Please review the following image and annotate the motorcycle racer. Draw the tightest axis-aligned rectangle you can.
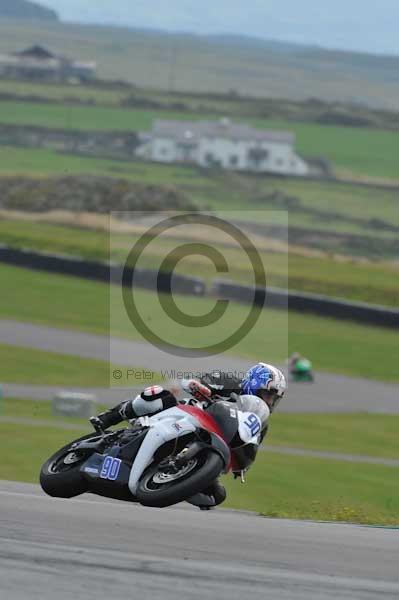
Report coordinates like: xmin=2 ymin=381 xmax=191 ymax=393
xmin=90 ymin=363 xmax=286 ymax=509
xmin=288 ymin=352 xmax=314 ymax=382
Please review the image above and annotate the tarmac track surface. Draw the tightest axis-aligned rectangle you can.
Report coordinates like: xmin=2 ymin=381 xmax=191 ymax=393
xmin=1 ymin=481 xmax=399 ymax=600
xmin=1 ymin=319 xmax=399 ymax=413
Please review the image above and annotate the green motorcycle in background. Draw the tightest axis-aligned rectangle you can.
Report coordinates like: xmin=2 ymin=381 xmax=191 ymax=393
xmin=289 ymin=356 xmax=314 ymax=382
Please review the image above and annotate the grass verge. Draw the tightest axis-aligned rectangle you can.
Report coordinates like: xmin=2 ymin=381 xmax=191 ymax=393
xmin=0 ymin=343 xmax=110 ymax=387
xmin=270 ymin=413 xmax=399 ymax=459
xmin=222 ymin=451 xmax=399 ymax=525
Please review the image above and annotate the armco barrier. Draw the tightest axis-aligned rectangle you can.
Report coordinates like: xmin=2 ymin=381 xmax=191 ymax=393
xmin=111 ymin=263 xmax=206 ymax=295
xmin=0 ymin=245 xmax=206 ymax=296
xmin=0 ymin=244 xmax=109 ymax=282
xmin=211 ymin=280 xmax=399 ymax=329
xmin=209 ymin=279 xmax=271 ymax=309
xmin=286 ymin=289 xmax=399 ymax=328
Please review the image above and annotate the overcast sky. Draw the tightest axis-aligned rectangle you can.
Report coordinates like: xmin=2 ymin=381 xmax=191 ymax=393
xmin=41 ymin=0 xmax=399 ymax=55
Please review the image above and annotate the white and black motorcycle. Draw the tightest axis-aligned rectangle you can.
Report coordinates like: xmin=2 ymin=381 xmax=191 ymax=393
xmin=40 ymin=395 xmax=266 ymax=508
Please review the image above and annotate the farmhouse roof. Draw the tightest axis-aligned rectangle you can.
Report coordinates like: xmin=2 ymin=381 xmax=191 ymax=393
xmin=151 ymin=119 xmax=295 ymax=144
xmin=15 ymin=45 xmax=56 ymax=60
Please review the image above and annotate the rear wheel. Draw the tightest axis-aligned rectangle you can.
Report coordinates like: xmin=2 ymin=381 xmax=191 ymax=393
xmin=136 ymin=450 xmax=224 ymax=508
xmin=40 ymin=433 xmax=101 ymax=498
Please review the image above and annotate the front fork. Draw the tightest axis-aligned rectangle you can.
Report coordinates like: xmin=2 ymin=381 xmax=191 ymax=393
xmin=127 ymin=417 xmax=198 ymax=495
xmin=128 ymin=426 xmax=231 ymax=495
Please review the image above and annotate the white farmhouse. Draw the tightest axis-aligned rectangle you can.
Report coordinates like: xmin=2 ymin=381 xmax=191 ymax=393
xmin=136 ymin=118 xmax=309 ymax=176
xmin=0 ymin=45 xmax=96 ymax=82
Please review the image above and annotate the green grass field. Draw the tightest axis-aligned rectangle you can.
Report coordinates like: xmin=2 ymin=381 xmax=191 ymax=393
xmin=0 ymin=78 xmax=250 ymax=121
xmin=0 ymin=145 xmax=203 ymax=184
xmin=270 ymin=413 xmax=399 ymax=459
xmin=0 ymin=343 xmax=109 ymax=386
xmin=1 ymin=99 xmax=399 ymax=178
xmin=0 ymin=263 xmax=397 ymax=382
xmin=1 ymin=143 xmax=399 ymax=263
xmin=0 ymin=343 xmax=157 ymax=387
xmin=253 ymin=118 xmax=399 ymax=180
xmin=1 ymin=144 xmax=398 ymax=241
xmin=0 ymin=78 xmax=268 ymax=115
xmin=1 ymin=217 xmax=397 ymax=306
xmin=0 ymin=100 xmax=201 ymax=131
xmin=223 ymin=452 xmax=399 ymax=524
xmin=0 ymin=78 xmax=127 ymax=105
xmin=1 ymin=411 xmax=397 ymax=525
xmin=268 ymin=178 xmax=399 ymax=227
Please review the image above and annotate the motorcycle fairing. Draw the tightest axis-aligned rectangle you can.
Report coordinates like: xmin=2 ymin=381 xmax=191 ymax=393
xmin=79 ymin=428 xmax=148 ymax=500
xmin=128 ymin=407 xmax=198 ymax=495
xmin=77 ymin=403 xmax=239 ymax=500
xmin=80 ymin=452 xmax=135 ymax=501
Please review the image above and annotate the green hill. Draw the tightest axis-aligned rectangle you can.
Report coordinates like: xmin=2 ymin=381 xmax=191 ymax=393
xmin=0 ymin=21 xmax=398 ymax=108
xmin=0 ymin=0 xmax=58 ymax=21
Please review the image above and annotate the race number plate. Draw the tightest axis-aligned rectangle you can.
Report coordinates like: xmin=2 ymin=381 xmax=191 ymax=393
xmin=100 ymin=456 xmax=122 ymax=481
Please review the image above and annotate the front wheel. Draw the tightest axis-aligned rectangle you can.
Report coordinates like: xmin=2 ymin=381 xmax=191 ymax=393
xmin=40 ymin=433 xmax=101 ymax=498
xmin=136 ymin=451 xmax=224 ymax=508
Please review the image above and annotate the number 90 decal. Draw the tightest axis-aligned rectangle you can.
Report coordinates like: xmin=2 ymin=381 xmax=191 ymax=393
xmin=244 ymin=413 xmax=261 ymax=436
xmin=100 ymin=456 xmax=122 ymax=481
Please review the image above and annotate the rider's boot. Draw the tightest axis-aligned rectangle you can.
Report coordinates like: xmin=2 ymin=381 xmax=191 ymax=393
xmin=90 ymin=400 xmax=134 ymax=431
xmin=186 ymin=479 xmax=227 ymax=511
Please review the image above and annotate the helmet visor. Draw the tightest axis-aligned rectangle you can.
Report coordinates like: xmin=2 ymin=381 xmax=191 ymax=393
xmin=259 ymin=389 xmax=281 ymax=412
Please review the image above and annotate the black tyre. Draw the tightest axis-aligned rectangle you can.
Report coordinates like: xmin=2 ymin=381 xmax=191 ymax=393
xmin=40 ymin=433 xmax=101 ymax=498
xmin=136 ymin=450 xmax=224 ymax=508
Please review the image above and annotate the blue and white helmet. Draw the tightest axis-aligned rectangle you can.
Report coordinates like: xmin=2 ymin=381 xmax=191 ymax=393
xmin=241 ymin=363 xmax=286 ymax=411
